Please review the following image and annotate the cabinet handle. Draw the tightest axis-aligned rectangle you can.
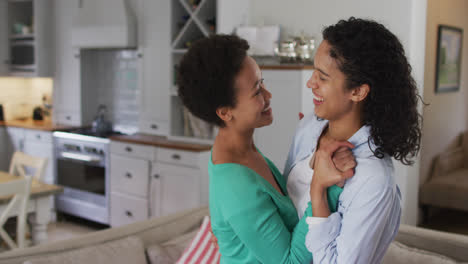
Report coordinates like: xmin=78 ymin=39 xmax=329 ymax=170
xmin=125 ymin=146 xmax=132 ymax=152
xmin=66 ymin=116 xmax=71 ymax=120
xmin=137 ymin=53 xmax=143 ymax=58
xmin=171 ymin=154 xmax=181 ymax=160
xmin=125 ymin=210 xmax=133 ymax=217
xmin=153 ymin=174 xmax=160 ymax=179
xmin=36 ymin=134 xmax=41 ymax=139
xmin=125 ymin=172 xmax=132 ymax=179
xmin=150 ymin=124 xmax=158 ymax=130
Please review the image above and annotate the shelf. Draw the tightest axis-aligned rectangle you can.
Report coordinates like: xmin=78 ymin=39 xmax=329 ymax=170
xmin=9 ymin=33 xmax=34 ymax=40
xmin=170 ymin=95 xmax=215 ymax=142
xmin=171 ymin=0 xmax=191 ymax=43
xmin=172 ymin=49 xmax=188 ymax=54
xmin=172 ymin=20 xmax=205 ymax=49
xmin=193 ymin=0 xmax=216 ymax=35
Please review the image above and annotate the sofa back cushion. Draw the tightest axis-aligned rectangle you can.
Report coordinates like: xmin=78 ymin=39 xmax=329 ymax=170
xmin=23 ymin=236 xmax=147 ymax=264
xmin=383 ymin=241 xmax=462 ymax=264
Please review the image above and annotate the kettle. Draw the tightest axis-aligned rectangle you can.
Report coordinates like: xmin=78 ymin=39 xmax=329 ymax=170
xmin=91 ymin=105 xmax=112 ymax=136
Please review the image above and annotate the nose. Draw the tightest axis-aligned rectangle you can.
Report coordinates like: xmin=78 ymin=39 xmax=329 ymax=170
xmin=307 ymin=72 xmax=318 ymax=90
xmin=261 ymin=83 xmax=272 ymax=101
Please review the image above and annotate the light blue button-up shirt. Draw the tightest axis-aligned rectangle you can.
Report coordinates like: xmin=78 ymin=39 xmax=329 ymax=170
xmin=284 ymin=113 xmax=401 ymax=264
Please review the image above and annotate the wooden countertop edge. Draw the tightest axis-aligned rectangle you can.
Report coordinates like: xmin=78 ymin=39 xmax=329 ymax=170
xmin=0 ymin=120 xmax=77 ymax=131
xmin=110 ymin=134 xmax=212 ymax=152
xmin=259 ymin=65 xmax=315 ymax=70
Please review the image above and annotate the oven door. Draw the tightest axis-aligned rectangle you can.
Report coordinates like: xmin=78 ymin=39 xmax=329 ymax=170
xmin=55 ymin=151 xmax=109 ymax=224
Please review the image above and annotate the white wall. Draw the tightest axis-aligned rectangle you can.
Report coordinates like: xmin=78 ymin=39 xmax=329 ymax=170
xmin=249 ymin=0 xmax=427 ymax=225
xmin=420 ymin=0 xmax=468 ymax=201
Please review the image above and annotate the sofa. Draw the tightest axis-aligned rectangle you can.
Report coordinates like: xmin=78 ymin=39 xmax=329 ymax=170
xmin=420 ymin=131 xmax=468 ymax=220
xmin=1 ymin=206 xmax=468 ymax=264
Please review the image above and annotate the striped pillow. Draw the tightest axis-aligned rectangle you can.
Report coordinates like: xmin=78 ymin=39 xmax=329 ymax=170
xmin=176 ymin=216 xmax=220 ymax=264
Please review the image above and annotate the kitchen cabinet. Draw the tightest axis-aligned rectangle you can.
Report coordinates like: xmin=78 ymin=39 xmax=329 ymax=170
xmin=22 ymin=129 xmax=54 ymax=184
xmin=5 ymin=127 xmax=55 ymax=184
xmin=137 ymin=0 xmax=171 ymax=136
xmin=52 ymin=0 xmax=81 ymax=125
xmin=254 ymin=69 xmax=314 ymax=173
xmin=109 ymin=141 xmax=153 ymax=227
xmin=152 ymin=163 xmax=203 ymax=217
xmin=109 ymin=140 xmax=209 ymax=227
xmin=167 ymin=0 xmax=249 ymax=143
xmin=1 ymin=0 xmax=53 ymax=77
xmin=0 ymin=127 xmax=8 ymax=171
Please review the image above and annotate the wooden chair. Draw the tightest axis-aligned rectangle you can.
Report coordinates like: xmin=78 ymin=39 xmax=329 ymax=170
xmin=0 ymin=176 xmax=32 ymax=249
xmin=8 ymin=152 xmax=48 ymax=181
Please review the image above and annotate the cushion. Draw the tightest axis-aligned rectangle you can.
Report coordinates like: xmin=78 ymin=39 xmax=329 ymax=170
xmin=382 ymin=241 xmax=460 ymax=264
xmin=146 ymin=229 xmax=198 ymax=264
xmin=23 ymin=236 xmax=147 ymax=264
xmin=175 ymin=216 xmax=220 ymax=264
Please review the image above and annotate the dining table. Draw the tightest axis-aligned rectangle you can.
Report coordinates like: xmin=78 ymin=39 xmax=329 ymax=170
xmin=0 ymin=171 xmax=63 ymax=245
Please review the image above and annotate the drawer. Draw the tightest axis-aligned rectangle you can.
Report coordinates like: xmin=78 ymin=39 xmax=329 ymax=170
xmin=139 ymin=119 xmax=169 ymax=136
xmin=110 ymin=154 xmax=150 ymax=197
xmin=24 ymin=129 xmax=52 ymax=143
xmin=55 ymin=113 xmax=81 ymax=126
xmin=158 ymin=148 xmax=199 ymax=168
xmin=110 ymin=192 xmax=148 ymax=227
xmin=110 ymin=141 xmax=154 ymax=160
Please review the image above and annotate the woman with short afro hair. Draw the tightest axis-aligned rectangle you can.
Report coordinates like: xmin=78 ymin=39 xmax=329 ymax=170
xmin=178 ymin=34 xmax=354 ymax=263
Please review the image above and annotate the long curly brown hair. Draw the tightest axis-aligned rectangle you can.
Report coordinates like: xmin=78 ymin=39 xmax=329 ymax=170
xmin=323 ymin=17 xmax=423 ymax=165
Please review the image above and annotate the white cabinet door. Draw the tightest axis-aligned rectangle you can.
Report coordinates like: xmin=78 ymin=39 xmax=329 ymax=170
xmin=149 ymin=165 xmax=161 ymax=218
xmin=137 ymin=0 xmax=171 ymax=136
xmin=6 ymin=127 xmax=24 ymax=157
xmin=53 ymin=0 xmax=81 ymax=125
xmin=23 ymin=139 xmax=54 ymax=184
xmin=158 ymin=163 xmax=201 ymax=217
xmin=0 ymin=127 xmax=8 ymax=170
xmin=0 ymin=0 xmax=8 ymax=75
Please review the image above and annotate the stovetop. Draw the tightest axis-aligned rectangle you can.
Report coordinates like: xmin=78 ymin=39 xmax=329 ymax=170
xmin=65 ymin=127 xmax=125 ymax=139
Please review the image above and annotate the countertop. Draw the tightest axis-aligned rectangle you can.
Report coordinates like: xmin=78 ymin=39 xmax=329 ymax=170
xmin=0 ymin=118 xmax=77 ymax=131
xmin=110 ymin=133 xmax=212 ymax=152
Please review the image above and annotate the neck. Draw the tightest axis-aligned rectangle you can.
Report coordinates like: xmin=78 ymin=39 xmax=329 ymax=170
xmin=215 ymin=126 xmax=255 ymax=155
xmin=326 ymin=109 xmax=363 ymax=141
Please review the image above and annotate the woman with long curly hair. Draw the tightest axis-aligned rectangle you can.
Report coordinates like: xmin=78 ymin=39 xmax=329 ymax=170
xmin=178 ymin=34 xmax=355 ymax=263
xmin=285 ymin=17 xmax=422 ymax=263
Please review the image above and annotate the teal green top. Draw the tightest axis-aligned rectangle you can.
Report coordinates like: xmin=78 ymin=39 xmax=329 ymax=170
xmin=209 ymin=150 xmax=343 ymax=264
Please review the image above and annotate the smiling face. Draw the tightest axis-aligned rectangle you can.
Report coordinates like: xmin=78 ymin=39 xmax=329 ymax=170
xmin=307 ymin=41 xmax=355 ymax=122
xmin=227 ymin=56 xmax=273 ymax=130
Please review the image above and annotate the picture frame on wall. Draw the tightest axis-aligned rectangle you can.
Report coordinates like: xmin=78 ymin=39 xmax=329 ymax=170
xmin=435 ymin=25 xmax=463 ymax=93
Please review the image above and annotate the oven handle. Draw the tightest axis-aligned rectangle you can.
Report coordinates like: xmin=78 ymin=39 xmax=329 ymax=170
xmin=60 ymin=152 xmax=102 ymax=163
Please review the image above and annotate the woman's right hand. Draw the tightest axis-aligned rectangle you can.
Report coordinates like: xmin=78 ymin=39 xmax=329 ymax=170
xmin=312 ymin=140 xmax=355 ymax=191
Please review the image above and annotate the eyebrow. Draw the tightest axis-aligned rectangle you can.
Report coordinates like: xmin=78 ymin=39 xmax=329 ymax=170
xmin=315 ymin=67 xmax=330 ymax=77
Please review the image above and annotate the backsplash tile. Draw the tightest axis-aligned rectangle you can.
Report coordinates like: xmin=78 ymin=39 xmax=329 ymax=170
xmin=0 ymin=77 xmax=53 ymax=120
xmin=80 ymin=49 xmax=139 ymax=132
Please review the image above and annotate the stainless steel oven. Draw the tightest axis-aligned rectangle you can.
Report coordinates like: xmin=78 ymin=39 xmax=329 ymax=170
xmin=53 ymin=131 xmax=110 ymax=225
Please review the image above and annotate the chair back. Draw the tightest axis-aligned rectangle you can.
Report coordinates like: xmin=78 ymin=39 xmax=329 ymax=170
xmin=8 ymin=152 xmax=48 ymax=181
xmin=0 ymin=176 xmax=32 ymax=249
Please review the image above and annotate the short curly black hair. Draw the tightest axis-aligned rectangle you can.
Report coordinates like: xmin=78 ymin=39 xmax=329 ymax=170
xmin=323 ymin=17 xmax=422 ymax=165
xmin=177 ymin=34 xmax=250 ymax=127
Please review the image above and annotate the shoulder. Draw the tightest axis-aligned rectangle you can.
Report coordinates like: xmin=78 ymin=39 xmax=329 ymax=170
xmin=342 ymin=155 xmax=395 ymax=203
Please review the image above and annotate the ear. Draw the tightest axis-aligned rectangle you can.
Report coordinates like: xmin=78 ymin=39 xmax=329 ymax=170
xmin=350 ymin=84 xmax=370 ymax=103
xmin=216 ymin=106 xmax=232 ymax=123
